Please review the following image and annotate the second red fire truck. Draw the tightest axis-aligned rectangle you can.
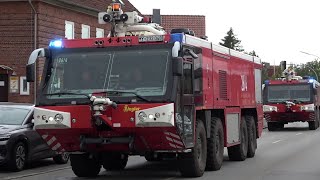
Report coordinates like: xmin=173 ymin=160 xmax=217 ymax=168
xmin=26 ymin=1 xmax=263 ymax=177
xmin=263 ymin=66 xmax=320 ymax=131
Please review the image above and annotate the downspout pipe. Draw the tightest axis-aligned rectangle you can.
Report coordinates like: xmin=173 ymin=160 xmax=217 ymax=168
xmin=28 ymin=0 xmax=37 ymax=104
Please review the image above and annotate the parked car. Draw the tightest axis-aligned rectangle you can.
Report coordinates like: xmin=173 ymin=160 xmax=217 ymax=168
xmin=0 ymin=103 xmax=69 ymax=171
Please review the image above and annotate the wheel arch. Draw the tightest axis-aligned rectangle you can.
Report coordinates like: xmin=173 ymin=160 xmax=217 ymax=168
xmin=10 ymin=135 xmax=30 ymax=161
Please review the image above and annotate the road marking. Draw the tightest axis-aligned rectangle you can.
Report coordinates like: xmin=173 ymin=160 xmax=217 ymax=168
xmin=296 ymin=133 xmax=303 ymax=135
xmin=4 ymin=166 xmax=71 ymax=180
xmin=272 ymin=140 xmax=282 ymax=144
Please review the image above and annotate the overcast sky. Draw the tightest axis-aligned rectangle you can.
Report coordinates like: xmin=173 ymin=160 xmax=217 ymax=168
xmin=129 ymin=0 xmax=320 ymax=65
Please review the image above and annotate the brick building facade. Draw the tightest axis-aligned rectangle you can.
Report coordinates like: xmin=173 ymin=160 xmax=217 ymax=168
xmin=158 ymin=15 xmax=206 ymax=38
xmin=0 ymin=0 xmax=206 ymax=103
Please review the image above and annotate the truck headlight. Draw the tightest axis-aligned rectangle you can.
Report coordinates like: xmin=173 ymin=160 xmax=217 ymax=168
xmin=301 ymin=104 xmax=314 ymax=112
xmin=138 ymin=111 xmax=147 ymax=122
xmin=48 ymin=116 xmax=54 ymax=121
xmin=54 ymin=114 xmax=64 ymax=123
xmin=155 ymin=113 xmax=161 ymax=118
xmin=263 ymin=105 xmax=277 ymax=112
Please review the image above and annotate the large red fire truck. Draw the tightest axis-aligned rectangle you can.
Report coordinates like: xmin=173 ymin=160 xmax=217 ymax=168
xmin=263 ymin=67 xmax=320 ymax=131
xmin=26 ymin=1 xmax=263 ymax=177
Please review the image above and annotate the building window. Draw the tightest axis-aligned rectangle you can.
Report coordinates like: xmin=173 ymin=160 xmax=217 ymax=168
xmin=82 ymin=24 xmax=90 ymax=39
xmin=65 ymin=21 xmax=74 ymax=39
xmin=20 ymin=76 xmax=30 ymax=95
xmin=96 ymin=28 xmax=104 ymax=38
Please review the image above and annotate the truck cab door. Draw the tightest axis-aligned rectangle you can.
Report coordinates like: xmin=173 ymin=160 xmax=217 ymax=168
xmin=177 ymin=60 xmax=195 ymax=148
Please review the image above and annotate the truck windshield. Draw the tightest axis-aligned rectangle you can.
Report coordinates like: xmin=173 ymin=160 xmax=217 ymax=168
xmin=266 ymin=84 xmax=312 ymax=103
xmin=44 ymin=47 xmax=170 ymax=100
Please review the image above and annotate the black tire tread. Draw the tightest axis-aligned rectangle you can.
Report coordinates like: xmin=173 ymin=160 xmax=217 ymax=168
xmin=206 ymin=117 xmax=224 ymax=171
xmin=309 ymin=121 xmax=316 ymax=130
xmin=227 ymin=117 xmax=248 ymax=161
xmin=179 ymin=120 xmax=207 ymax=177
xmin=70 ymin=154 xmax=101 ymax=177
xmin=267 ymin=122 xmax=277 ymax=131
xmin=246 ymin=115 xmax=257 ymax=158
xmin=9 ymin=142 xmax=27 ymax=172
xmin=53 ymin=153 xmax=69 ymax=164
xmin=103 ymin=154 xmax=128 ymax=171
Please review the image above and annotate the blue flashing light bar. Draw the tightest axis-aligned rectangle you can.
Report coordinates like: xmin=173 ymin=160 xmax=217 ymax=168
xmin=49 ymin=40 xmax=63 ymax=48
xmin=170 ymin=33 xmax=185 ymax=43
xmin=309 ymin=79 xmax=314 ymax=83
xmin=264 ymin=80 xmax=270 ymax=84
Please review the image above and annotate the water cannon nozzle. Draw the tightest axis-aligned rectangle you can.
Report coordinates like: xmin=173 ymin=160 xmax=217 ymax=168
xmin=103 ymin=14 xmax=112 ymax=23
xmin=120 ymin=14 xmax=129 ymax=22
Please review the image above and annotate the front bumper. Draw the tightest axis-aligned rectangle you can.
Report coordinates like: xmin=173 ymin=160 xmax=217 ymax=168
xmin=37 ymin=127 xmax=185 ymax=153
xmin=34 ymin=103 xmax=184 ymax=153
xmin=264 ymin=112 xmax=316 ymax=123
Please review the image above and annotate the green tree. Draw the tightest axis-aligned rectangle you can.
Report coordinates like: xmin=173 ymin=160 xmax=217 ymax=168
xmin=270 ymin=66 xmax=282 ymax=80
xmin=219 ymin=27 xmax=244 ymax=52
xmin=261 ymin=62 xmax=283 ymax=83
xmin=294 ymin=59 xmax=320 ymax=80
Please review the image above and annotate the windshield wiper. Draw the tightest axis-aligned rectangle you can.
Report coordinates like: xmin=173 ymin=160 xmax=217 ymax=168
xmin=106 ymin=90 xmax=151 ymax=102
xmin=292 ymin=99 xmax=305 ymax=104
xmin=44 ymin=92 xmax=90 ymax=98
xmin=279 ymin=99 xmax=303 ymax=104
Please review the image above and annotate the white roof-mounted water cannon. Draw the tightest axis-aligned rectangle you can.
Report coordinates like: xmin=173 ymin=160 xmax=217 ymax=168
xmin=281 ymin=67 xmax=302 ymax=80
xmin=98 ymin=0 xmax=166 ymax=37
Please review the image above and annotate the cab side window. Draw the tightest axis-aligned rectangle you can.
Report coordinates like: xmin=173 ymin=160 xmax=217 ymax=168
xmin=183 ymin=63 xmax=193 ymax=94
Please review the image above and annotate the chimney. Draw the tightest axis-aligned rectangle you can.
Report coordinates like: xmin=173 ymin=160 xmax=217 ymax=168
xmin=152 ymin=9 xmax=161 ymax=25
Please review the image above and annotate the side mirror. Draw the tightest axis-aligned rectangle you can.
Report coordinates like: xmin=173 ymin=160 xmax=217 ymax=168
xmin=185 ymin=49 xmax=198 ymax=59
xmin=26 ymin=48 xmax=47 ymax=82
xmin=26 ymin=64 xmax=35 ymax=82
xmin=27 ymin=119 xmax=34 ymax=128
xmin=172 ymin=57 xmax=183 ymax=76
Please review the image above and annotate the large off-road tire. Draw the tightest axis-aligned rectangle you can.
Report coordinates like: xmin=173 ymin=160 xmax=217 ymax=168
xmin=309 ymin=121 xmax=317 ymax=130
xmin=102 ymin=153 xmax=128 ymax=171
xmin=228 ymin=117 xmax=248 ymax=161
xmin=179 ymin=120 xmax=207 ymax=177
xmin=206 ymin=117 xmax=224 ymax=171
xmin=53 ymin=152 xmax=69 ymax=164
xmin=315 ymin=109 xmax=320 ymax=129
xmin=267 ymin=122 xmax=283 ymax=131
xmin=9 ymin=142 xmax=27 ymax=171
xmin=267 ymin=122 xmax=276 ymax=131
xmin=70 ymin=154 xmax=101 ymax=177
xmin=246 ymin=116 xmax=257 ymax=158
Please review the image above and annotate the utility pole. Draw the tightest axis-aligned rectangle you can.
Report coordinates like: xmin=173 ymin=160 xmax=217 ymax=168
xmin=273 ymin=60 xmax=276 ymax=76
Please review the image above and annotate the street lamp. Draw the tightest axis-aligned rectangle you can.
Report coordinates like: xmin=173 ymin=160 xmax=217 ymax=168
xmin=300 ymin=51 xmax=320 ymax=60
xmin=299 ymin=51 xmax=319 ymax=81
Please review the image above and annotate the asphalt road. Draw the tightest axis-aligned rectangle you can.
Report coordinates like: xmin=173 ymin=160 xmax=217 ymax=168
xmin=1 ymin=122 xmax=320 ymax=180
